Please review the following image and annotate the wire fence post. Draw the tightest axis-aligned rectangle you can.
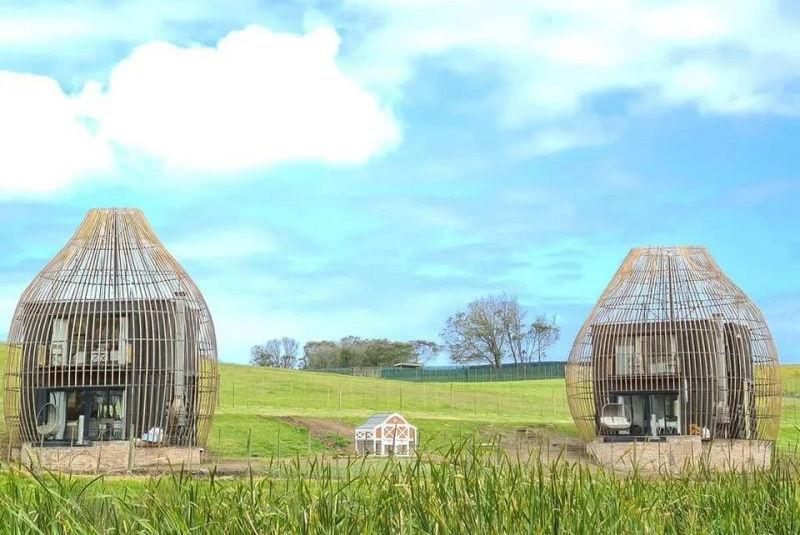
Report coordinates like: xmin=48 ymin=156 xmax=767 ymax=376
xmin=247 ymin=427 xmax=252 ymax=471
xmin=127 ymin=424 xmax=135 ymax=472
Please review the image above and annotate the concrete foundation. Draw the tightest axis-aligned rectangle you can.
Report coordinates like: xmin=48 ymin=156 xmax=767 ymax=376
xmin=587 ymin=436 xmax=773 ymax=473
xmin=19 ymin=442 xmax=204 ymax=473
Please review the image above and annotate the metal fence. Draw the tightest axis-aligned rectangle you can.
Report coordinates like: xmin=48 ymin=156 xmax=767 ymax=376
xmin=314 ymin=361 xmax=567 ymax=382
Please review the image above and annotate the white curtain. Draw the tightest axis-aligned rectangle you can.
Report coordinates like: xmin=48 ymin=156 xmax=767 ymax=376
xmin=51 ymin=319 xmax=69 ymax=365
xmin=49 ymin=391 xmax=67 ymax=440
xmin=614 ymin=339 xmax=633 ymax=375
xmin=118 ymin=316 xmax=128 ymax=364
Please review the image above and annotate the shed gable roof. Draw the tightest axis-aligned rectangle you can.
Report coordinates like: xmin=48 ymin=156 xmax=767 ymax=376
xmin=356 ymin=412 xmax=410 ymax=429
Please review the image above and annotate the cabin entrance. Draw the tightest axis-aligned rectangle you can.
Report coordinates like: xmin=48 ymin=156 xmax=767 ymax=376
xmin=34 ymin=387 xmax=126 ymax=445
xmin=606 ymin=391 xmax=681 ymax=437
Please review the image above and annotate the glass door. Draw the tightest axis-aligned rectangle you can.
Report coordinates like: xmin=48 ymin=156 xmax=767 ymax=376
xmin=613 ymin=392 xmax=680 ymax=436
xmin=87 ymin=389 xmax=126 ymax=441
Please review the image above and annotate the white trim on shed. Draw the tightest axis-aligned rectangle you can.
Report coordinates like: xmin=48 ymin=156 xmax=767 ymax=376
xmin=354 ymin=413 xmax=417 ymax=457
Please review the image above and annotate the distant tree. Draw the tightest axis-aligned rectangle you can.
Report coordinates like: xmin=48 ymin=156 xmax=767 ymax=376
xmin=410 ymin=340 xmax=440 ymax=363
xmin=441 ymin=294 xmax=559 ymax=368
xmin=279 ymin=337 xmax=299 ymax=367
xmin=301 ymin=337 xmax=438 ymax=369
xmin=529 ymin=315 xmax=560 ymax=363
xmin=340 ymin=336 xmax=367 ymax=367
xmin=250 ymin=344 xmax=273 ymax=367
xmin=441 ymin=296 xmax=507 ymax=368
xmin=363 ymin=339 xmax=414 ymax=366
xmin=302 ymin=341 xmax=339 ymax=369
xmin=251 ymin=337 xmax=299 ymax=368
xmin=498 ymin=306 xmax=560 ymax=364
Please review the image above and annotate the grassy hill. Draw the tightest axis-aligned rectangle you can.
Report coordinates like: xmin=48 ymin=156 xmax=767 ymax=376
xmin=202 ymin=362 xmax=800 ymax=457
xmin=2 ymin=343 xmax=800 ymax=459
xmin=213 ymin=362 xmax=572 ymax=457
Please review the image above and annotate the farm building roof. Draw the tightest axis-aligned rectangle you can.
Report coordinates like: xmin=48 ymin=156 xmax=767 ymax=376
xmin=356 ymin=413 xmax=411 ymax=429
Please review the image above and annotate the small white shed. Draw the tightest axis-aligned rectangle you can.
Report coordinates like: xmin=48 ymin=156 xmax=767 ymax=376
xmin=355 ymin=413 xmax=417 ymax=457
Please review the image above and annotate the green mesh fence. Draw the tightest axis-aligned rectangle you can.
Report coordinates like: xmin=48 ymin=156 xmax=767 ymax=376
xmin=315 ymin=362 xmax=566 ymax=382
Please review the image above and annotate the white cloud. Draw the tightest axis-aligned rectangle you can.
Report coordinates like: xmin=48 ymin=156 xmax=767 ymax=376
xmin=0 ymin=1 xmax=269 ymax=46
xmin=81 ymin=25 xmax=400 ymax=172
xmin=0 ymin=24 xmax=399 ymax=196
xmin=0 ymin=71 xmax=112 ymax=196
xmin=340 ymin=0 xmax=800 ymax=142
xmin=371 ymin=199 xmax=469 ymax=229
xmin=513 ymin=128 xmax=610 ymax=158
xmin=3 ymin=1 xmax=800 ymax=193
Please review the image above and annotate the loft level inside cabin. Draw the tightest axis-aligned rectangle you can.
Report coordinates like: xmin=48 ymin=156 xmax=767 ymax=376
xmin=17 ymin=298 xmax=201 ymax=369
xmin=46 ymin=314 xmax=130 ymax=366
xmin=591 ymin=318 xmax=754 ymax=379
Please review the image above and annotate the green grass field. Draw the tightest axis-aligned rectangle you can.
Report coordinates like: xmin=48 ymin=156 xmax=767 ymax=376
xmin=6 ymin=445 xmax=800 ymax=533
xmin=213 ymin=363 xmax=800 ymax=457
xmin=212 ymin=362 xmax=573 ymax=456
xmin=2 ymin=343 xmax=800 ymax=459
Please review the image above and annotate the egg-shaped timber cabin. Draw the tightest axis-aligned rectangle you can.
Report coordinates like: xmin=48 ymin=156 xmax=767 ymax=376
xmin=566 ymin=247 xmax=781 ymax=470
xmin=3 ymin=208 xmax=218 ymax=459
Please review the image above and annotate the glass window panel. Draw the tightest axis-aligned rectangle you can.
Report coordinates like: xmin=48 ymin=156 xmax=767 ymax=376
xmin=615 ymin=339 xmax=634 ymax=375
xmin=65 ymin=391 xmax=84 ymax=421
xmin=641 ymin=334 xmax=676 ymax=374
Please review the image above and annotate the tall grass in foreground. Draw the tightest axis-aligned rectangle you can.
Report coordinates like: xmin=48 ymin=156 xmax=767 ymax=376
xmin=0 ymin=443 xmax=799 ymax=534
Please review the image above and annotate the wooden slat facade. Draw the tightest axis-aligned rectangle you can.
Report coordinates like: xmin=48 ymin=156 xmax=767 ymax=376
xmin=565 ymin=246 xmax=781 ymax=442
xmin=3 ymin=208 xmax=218 ymax=448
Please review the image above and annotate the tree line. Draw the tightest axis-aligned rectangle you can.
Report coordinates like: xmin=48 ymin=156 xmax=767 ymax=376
xmin=250 ymin=293 xmax=560 ymax=370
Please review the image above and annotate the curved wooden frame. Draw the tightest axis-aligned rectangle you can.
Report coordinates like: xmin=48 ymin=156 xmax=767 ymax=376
xmin=3 ymin=208 xmax=218 ymax=448
xmin=566 ymin=246 xmax=781 ymax=442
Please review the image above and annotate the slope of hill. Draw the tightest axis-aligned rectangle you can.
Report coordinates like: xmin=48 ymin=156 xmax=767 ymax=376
xmin=212 ymin=362 xmax=573 ymax=457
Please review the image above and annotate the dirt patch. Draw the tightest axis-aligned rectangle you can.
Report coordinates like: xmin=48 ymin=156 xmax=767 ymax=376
xmin=278 ymin=416 xmax=355 ymax=453
xmin=493 ymin=425 xmax=593 ymax=467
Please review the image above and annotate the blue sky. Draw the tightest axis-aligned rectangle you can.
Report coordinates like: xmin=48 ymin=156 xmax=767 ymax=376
xmin=0 ymin=0 xmax=798 ymax=364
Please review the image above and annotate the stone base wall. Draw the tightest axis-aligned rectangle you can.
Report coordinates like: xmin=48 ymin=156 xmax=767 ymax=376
xmin=587 ymin=437 xmax=772 ymax=473
xmin=703 ymin=439 xmax=773 ymax=471
xmin=19 ymin=442 xmax=204 ymax=473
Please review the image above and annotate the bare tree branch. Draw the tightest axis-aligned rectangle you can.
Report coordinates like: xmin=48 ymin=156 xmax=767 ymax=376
xmin=251 ymin=337 xmax=299 ymax=368
xmin=441 ymin=294 xmax=560 ymax=368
